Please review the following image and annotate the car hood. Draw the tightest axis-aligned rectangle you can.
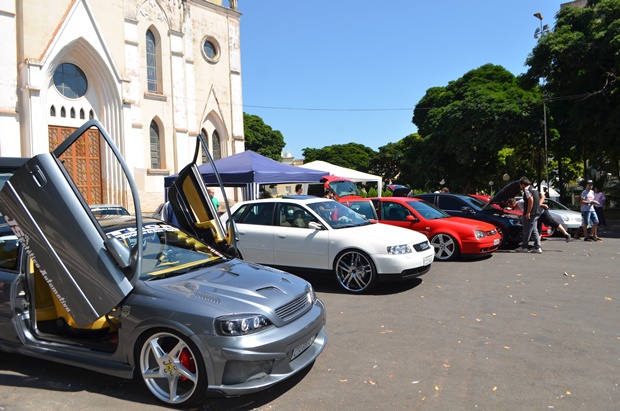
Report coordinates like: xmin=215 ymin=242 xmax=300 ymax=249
xmin=485 ymin=181 xmax=521 ymax=210
xmin=346 ymin=221 xmax=429 ymax=244
xmin=143 ymin=259 xmax=312 ymax=317
xmin=441 ymin=216 xmax=498 ymax=231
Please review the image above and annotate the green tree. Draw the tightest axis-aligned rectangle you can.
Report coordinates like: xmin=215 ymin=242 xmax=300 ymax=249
xmin=302 ymin=143 xmax=376 ymax=172
xmin=526 ymin=0 xmax=620 ymax=192
xmin=243 ymin=113 xmax=285 ymax=161
xmin=407 ymin=64 xmax=541 ymax=193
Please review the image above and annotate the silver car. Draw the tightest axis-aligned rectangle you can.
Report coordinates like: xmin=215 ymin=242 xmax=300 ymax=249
xmin=0 ymin=121 xmax=326 ymax=406
xmin=544 ymin=198 xmax=583 ymax=232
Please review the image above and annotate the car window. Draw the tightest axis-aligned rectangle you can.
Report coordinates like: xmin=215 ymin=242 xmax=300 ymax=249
xmin=341 ymin=200 xmax=377 ymax=220
xmin=382 ymin=203 xmax=409 ymax=221
xmin=233 ymin=202 xmax=275 ymax=226
xmin=307 ymin=200 xmax=370 ymax=229
xmin=408 ymin=200 xmax=449 ymax=219
xmin=0 ymin=234 xmax=20 ymax=271
xmin=437 ymin=196 xmax=466 ymax=211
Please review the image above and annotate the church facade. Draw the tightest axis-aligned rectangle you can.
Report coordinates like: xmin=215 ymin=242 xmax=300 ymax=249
xmin=0 ymin=0 xmax=244 ymax=211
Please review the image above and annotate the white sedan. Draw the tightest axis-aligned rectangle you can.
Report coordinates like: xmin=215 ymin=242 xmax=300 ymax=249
xmin=545 ymin=198 xmax=582 ymax=232
xmin=222 ymin=197 xmax=434 ymax=293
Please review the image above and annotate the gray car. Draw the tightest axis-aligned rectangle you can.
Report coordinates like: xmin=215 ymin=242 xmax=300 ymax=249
xmin=0 ymin=121 xmax=326 ymax=406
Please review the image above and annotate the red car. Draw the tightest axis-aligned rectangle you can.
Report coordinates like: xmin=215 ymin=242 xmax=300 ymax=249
xmin=344 ymin=197 xmax=502 ymax=261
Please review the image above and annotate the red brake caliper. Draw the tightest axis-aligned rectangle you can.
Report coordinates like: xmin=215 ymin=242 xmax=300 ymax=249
xmin=179 ymin=348 xmax=196 ymax=382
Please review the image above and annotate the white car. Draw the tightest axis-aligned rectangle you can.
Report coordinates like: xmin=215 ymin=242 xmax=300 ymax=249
xmin=222 ymin=197 xmax=434 ymax=293
xmin=544 ymin=198 xmax=583 ymax=232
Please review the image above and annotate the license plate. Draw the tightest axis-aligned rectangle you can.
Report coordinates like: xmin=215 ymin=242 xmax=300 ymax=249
xmin=423 ymin=255 xmax=433 ymax=266
xmin=291 ymin=335 xmax=315 ymax=361
xmin=494 ymin=238 xmax=500 ymax=246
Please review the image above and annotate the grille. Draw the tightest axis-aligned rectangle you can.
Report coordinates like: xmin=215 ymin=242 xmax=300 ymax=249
xmin=275 ymin=293 xmax=310 ymax=322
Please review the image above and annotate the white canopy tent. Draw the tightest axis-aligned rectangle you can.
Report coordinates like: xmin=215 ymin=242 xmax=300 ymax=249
xmin=300 ymin=160 xmax=383 ymax=197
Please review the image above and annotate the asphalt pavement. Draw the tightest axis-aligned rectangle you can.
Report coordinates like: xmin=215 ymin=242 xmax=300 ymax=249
xmin=1 ymin=220 xmax=619 ymax=410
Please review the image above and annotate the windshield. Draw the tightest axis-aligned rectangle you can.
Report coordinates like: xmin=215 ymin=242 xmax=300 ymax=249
xmin=105 ymin=222 xmax=224 ymax=279
xmin=465 ymin=196 xmax=487 ymax=211
xmin=408 ymin=200 xmax=450 ymax=219
xmin=545 ymin=199 xmax=569 ymax=211
xmin=328 ymin=180 xmax=361 ymax=198
xmin=307 ymin=200 xmax=371 ymax=229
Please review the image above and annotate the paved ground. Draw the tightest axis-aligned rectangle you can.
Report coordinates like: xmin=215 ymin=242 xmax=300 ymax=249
xmin=1 ymin=220 xmax=619 ymax=410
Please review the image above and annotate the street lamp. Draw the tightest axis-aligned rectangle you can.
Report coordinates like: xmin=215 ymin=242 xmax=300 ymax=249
xmin=534 ymin=12 xmax=551 ymax=189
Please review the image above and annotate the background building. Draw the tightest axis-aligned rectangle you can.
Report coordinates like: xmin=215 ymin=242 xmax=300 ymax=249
xmin=0 ymin=0 xmax=244 ymax=211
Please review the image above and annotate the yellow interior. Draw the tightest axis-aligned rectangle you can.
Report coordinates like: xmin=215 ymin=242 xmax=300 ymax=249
xmin=30 ymin=259 xmax=113 ymax=331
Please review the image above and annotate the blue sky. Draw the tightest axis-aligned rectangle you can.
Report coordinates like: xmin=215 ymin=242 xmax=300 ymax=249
xmin=238 ymin=1 xmax=568 ymax=159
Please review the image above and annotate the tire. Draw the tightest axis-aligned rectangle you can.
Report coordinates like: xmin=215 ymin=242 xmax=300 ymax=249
xmin=430 ymin=233 xmax=459 ymax=261
xmin=334 ymin=250 xmax=377 ymax=293
xmin=139 ymin=330 xmax=207 ymax=406
xmin=495 ymin=226 xmax=506 ymax=246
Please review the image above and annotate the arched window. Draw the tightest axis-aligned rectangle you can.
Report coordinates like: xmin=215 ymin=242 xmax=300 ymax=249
xmin=150 ymin=121 xmax=161 ymax=169
xmin=70 ymin=107 xmax=76 ymax=118
xmin=200 ymin=129 xmax=209 ymax=164
xmin=50 ymin=105 xmax=56 ymax=117
xmin=146 ymin=29 xmax=158 ymax=93
xmin=60 ymin=107 xmax=66 ymax=117
xmin=79 ymin=108 xmax=85 ymax=119
xmin=211 ymin=130 xmax=221 ymax=160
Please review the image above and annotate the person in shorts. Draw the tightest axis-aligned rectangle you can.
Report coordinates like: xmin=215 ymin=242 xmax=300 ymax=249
xmin=580 ymin=180 xmax=601 ymax=241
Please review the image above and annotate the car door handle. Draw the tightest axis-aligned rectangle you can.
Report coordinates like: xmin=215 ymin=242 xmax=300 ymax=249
xmin=277 ymin=234 xmax=287 ymax=238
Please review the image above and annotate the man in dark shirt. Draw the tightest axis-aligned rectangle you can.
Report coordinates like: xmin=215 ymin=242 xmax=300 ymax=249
xmin=515 ymin=177 xmax=542 ymax=253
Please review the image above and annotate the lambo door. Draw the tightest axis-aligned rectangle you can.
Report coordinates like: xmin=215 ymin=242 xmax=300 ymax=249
xmin=0 ymin=121 xmax=142 ymax=327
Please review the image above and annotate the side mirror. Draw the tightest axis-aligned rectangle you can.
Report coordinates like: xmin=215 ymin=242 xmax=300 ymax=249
xmin=460 ymin=206 xmax=474 ymax=214
xmin=104 ymin=237 xmax=131 ymax=268
xmin=405 ymin=215 xmax=419 ymax=222
xmin=308 ymin=221 xmax=324 ymax=230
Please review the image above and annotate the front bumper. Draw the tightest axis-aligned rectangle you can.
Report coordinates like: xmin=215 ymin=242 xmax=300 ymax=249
xmin=197 ymin=299 xmax=327 ymax=397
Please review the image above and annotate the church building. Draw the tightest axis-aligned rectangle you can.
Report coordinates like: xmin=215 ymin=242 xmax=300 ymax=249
xmin=0 ymin=0 xmax=244 ymax=211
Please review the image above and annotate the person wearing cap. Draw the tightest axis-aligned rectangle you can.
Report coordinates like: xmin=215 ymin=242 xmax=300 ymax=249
xmin=580 ymin=180 xmax=601 ymax=241
xmin=515 ymin=177 xmax=542 ymax=253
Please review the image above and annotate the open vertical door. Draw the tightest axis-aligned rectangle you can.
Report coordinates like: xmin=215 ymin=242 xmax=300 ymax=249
xmin=0 ymin=120 xmax=142 ymax=327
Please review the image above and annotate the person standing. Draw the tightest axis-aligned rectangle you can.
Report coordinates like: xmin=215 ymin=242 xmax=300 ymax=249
xmin=208 ymin=188 xmax=220 ymax=213
xmin=295 ymin=184 xmax=303 ymax=195
xmin=515 ymin=177 xmax=542 ymax=253
xmin=593 ymin=187 xmax=606 ymax=227
xmin=580 ymin=180 xmax=601 ymax=241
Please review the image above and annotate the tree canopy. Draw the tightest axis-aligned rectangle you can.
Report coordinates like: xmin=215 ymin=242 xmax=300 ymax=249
xmin=526 ymin=0 xmax=620 ymax=188
xmin=243 ymin=113 xmax=285 ymax=161
xmin=302 ymin=143 xmax=376 ymax=172
xmin=403 ymin=64 xmax=541 ymax=193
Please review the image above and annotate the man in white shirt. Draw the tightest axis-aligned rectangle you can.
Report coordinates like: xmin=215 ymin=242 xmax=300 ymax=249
xmin=580 ymin=180 xmax=601 ymax=241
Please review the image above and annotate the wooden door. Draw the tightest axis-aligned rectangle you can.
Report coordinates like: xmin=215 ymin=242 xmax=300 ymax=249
xmin=48 ymin=126 xmax=103 ymax=204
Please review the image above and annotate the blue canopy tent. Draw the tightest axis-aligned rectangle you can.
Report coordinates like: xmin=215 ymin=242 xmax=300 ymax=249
xmin=164 ymin=150 xmax=327 ymax=200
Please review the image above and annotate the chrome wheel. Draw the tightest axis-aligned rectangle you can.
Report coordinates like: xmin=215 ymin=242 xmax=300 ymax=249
xmin=335 ymin=250 xmax=377 ymax=293
xmin=430 ymin=233 xmax=459 ymax=261
xmin=139 ymin=331 xmax=206 ymax=406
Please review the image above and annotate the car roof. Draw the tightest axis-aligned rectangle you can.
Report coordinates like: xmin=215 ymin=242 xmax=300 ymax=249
xmin=237 ymin=196 xmax=334 ymax=206
xmin=0 ymin=157 xmax=29 ymax=171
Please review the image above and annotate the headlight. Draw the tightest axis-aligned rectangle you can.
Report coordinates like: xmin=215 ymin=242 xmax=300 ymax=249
xmin=561 ymin=215 xmax=569 ymax=222
xmin=474 ymin=230 xmax=486 ymax=239
xmin=307 ymin=286 xmax=317 ymax=304
xmin=508 ymin=219 xmax=521 ymax=226
xmin=215 ymin=314 xmax=273 ymax=336
xmin=387 ymin=244 xmax=412 ymax=254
